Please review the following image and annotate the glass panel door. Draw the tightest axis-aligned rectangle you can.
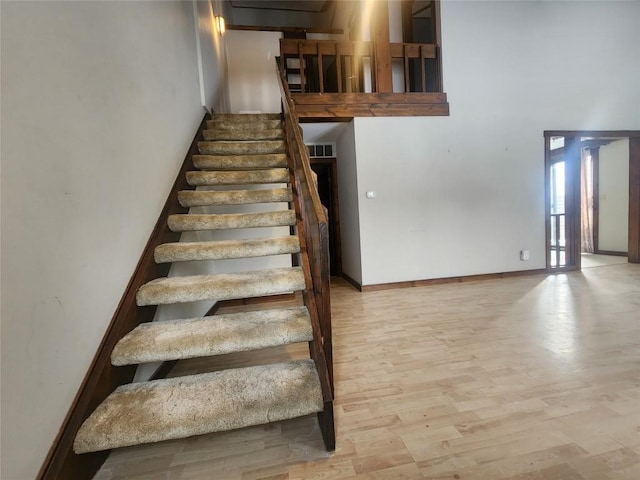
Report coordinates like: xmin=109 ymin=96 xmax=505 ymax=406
xmin=546 ymin=134 xmax=581 ymax=270
xmin=550 ymin=159 xmax=566 ymax=267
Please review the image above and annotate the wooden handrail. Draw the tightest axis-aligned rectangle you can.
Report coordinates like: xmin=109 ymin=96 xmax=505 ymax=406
xmin=275 ymin=59 xmax=334 ymax=397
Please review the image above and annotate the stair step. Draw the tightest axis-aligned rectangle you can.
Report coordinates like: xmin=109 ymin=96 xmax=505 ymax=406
xmin=198 ymin=140 xmax=285 ymax=156
xmin=136 ymin=266 xmax=305 ymax=306
xmin=74 ymin=359 xmax=322 ymax=453
xmin=193 ymin=154 xmax=287 ymax=171
xmin=168 ymin=210 xmax=296 ymax=232
xmin=202 ymin=129 xmax=283 ymax=141
xmin=211 ymin=113 xmax=281 ymax=122
xmin=155 ymin=236 xmax=300 ymax=263
xmin=206 ymin=119 xmax=282 ymax=131
xmin=178 ymin=187 xmax=292 ymax=207
xmin=111 ymin=307 xmax=312 ymax=365
xmin=186 ymin=169 xmax=289 ymax=186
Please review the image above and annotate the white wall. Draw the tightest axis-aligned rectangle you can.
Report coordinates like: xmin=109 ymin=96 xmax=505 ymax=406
xmin=302 ymin=123 xmax=349 ymax=144
xmin=225 ymin=30 xmax=282 ymax=113
xmin=336 ymin=122 xmax=363 ymax=283
xmin=0 ymin=1 xmax=227 ymax=478
xmin=196 ymin=0 xmax=231 ymax=113
xmin=598 ymin=139 xmax=630 ymax=253
xmin=350 ymin=0 xmax=640 ymax=285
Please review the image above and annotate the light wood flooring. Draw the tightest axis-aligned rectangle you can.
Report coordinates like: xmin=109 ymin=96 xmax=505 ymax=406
xmin=581 ymin=254 xmax=629 ymax=269
xmin=94 ymin=263 xmax=640 ymax=479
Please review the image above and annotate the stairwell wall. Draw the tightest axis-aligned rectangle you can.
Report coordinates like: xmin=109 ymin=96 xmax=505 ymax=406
xmin=335 ymin=122 xmax=364 ymax=285
xmin=225 ymin=30 xmax=283 ymax=114
xmin=351 ymin=0 xmax=640 ymax=286
xmin=0 ymin=1 xmax=228 ymax=479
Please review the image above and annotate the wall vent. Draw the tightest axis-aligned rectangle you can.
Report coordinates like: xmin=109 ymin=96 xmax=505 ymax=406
xmin=306 ymin=143 xmax=336 ymax=158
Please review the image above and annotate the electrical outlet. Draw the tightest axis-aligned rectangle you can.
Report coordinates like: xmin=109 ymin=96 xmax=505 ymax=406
xmin=520 ymin=250 xmax=530 ymax=261
xmin=366 ymin=191 xmax=376 ymax=199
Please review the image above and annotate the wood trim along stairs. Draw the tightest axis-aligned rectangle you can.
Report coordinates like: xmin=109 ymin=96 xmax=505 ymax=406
xmin=37 ymin=114 xmax=209 ymax=480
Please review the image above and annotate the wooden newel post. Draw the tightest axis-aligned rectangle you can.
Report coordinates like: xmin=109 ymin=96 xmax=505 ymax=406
xmin=371 ymin=0 xmax=393 ymax=93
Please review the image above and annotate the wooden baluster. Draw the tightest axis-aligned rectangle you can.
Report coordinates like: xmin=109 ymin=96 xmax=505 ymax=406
xmin=436 ymin=46 xmax=443 ymax=92
xmin=317 ymin=44 xmax=324 ymax=94
xmin=420 ymin=45 xmax=427 ymax=93
xmin=403 ymin=44 xmax=410 ymax=92
xmin=336 ymin=49 xmax=342 ymax=93
xmin=298 ymin=42 xmax=305 ymax=93
xmin=354 ymin=55 xmax=360 ymax=93
xmin=344 ymin=55 xmax=351 ymax=93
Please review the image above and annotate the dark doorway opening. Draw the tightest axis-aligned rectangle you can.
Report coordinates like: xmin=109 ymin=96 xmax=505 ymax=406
xmin=310 ymin=158 xmax=342 ymax=276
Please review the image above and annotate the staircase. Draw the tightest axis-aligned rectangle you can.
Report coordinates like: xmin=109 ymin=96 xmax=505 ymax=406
xmin=73 ymin=113 xmax=334 ymax=455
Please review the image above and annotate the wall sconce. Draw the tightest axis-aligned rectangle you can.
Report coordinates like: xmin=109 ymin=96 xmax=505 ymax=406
xmin=216 ymin=16 xmax=226 ymax=36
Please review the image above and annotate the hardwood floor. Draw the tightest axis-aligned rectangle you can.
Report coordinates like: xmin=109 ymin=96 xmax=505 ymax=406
xmin=94 ymin=264 xmax=640 ymax=479
xmin=581 ymin=254 xmax=628 ymax=269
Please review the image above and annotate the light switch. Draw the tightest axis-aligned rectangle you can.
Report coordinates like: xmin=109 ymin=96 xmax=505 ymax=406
xmin=366 ymin=191 xmax=376 ymax=199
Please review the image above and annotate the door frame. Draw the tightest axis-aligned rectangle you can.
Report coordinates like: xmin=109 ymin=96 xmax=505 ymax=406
xmin=544 ymin=130 xmax=640 ymax=271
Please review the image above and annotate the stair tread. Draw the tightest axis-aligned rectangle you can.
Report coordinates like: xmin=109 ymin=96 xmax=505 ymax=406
xmin=186 ymin=169 xmax=290 ymax=186
xmin=203 ymin=129 xmax=283 ymax=141
xmin=193 ymin=154 xmax=288 ymax=170
xmin=112 ymin=307 xmax=312 ymax=365
xmin=211 ymin=113 xmax=281 ymax=122
xmin=206 ymin=119 xmax=282 ymax=131
xmin=154 ymin=236 xmax=300 ymax=263
xmin=136 ymin=266 xmax=305 ymax=306
xmin=168 ymin=210 xmax=296 ymax=232
xmin=178 ymin=187 xmax=292 ymax=207
xmin=74 ymin=359 xmax=322 ymax=453
xmin=198 ymin=140 xmax=286 ymax=156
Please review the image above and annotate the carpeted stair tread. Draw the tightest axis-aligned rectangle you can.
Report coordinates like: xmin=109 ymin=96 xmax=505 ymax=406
xmin=111 ymin=307 xmax=312 ymax=365
xmin=203 ymin=129 xmax=283 ymax=141
xmin=193 ymin=154 xmax=288 ymax=170
xmin=186 ymin=169 xmax=290 ymax=186
xmin=211 ymin=113 xmax=281 ymax=122
xmin=206 ymin=119 xmax=282 ymax=131
xmin=198 ymin=140 xmax=285 ymax=156
xmin=73 ymin=359 xmax=322 ymax=453
xmin=136 ymin=266 xmax=305 ymax=306
xmin=155 ymin=236 xmax=300 ymax=263
xmin=178 ymin=188 xmax=292 ymax=207
xmin=168 ymin=210 xmax=296 ymax=232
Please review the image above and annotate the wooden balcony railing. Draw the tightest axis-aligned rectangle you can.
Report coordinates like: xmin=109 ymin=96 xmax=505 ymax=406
xmin=279 ymin=38 xmax=449 ymax=118
xmin=280 ymin=38 xmax=441 ymax=94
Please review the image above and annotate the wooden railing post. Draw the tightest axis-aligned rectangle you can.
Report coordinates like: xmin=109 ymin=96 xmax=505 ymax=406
xmin=371 ymin=0 xmax=392 ymax=92
xmin=298 ymin=43 xmax=306 ymax=93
